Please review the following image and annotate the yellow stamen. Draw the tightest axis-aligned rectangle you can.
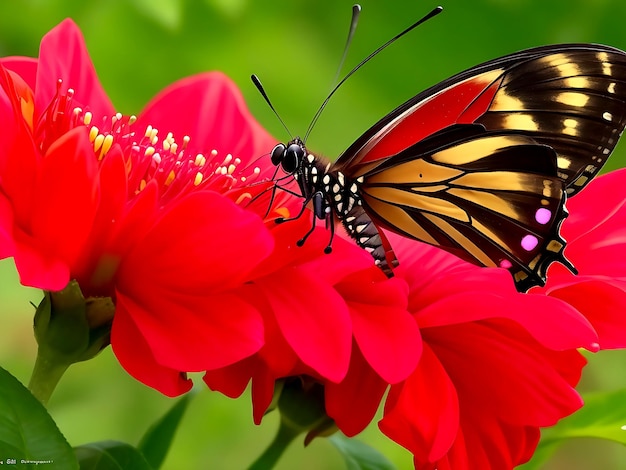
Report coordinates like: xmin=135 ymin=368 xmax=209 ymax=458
xmin=88 ymin=126 xmax=99 ymax=143
xmin=165 ymin=170 xmax=176 ymax=186
xmin=235 ymin=192 xmax=252 ymax=205
xmin=194 ymin=172 xmax=203 ymax=186
xmin=93 ymin=134 xmax=105 ymax=152
xmin=194 ymin=154 xmax=206 ymax=166
xmin=101 ymin=134 xmax=114 ymax=157
xmin=274 ymin=207 xmax=290 ymax=219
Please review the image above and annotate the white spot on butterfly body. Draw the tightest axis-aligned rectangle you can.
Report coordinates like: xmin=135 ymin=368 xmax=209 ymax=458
xmin=323 ymin=175 xmax=331 ymax=185
xmin=307 ymin=154 xmax=315 ymax=163
xmin=603 ymin=111 xmax=614 ymax=121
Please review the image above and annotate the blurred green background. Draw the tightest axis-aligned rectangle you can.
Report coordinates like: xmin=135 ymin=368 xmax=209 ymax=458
xmin=1 ymin=0 xmax=626 ymax=468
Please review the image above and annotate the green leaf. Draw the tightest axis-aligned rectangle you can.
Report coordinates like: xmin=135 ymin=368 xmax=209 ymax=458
xmin=542 ymin=388 xmax=626 ymax=444
xmin=137 ymin=394 xmax=192 ymax=470
xmin=0 ymin=366 xmax=78 ymax=469
xmin=75 ymin=441 xmax=152 ymax=470
xmin=521 ymin=388 xmax=626 ymax=469
xmin=329 ymin=433 xmax=396 ymax=470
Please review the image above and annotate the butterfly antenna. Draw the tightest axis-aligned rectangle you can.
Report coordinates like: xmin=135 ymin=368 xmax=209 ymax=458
xmin=303 ymin=5 xmax=443 ymax=143
xmin=330 ymin=4 xmax=362 ymax=89
xmin=251 ymin=74 xmax=292 ymax=137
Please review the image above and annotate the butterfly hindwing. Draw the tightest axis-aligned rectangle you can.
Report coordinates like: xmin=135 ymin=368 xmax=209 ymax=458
xmin=359 ymin=125 xmax=569 ymax=290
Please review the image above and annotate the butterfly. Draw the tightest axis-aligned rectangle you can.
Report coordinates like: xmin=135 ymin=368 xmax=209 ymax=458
xmin=268 ymin=42 xmax=626 ymax=292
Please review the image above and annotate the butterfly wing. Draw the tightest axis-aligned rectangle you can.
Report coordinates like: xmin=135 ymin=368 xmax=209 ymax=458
xmin=329 ymin=44 xmax=626 ymax=289
xmin=334 ymin=44 xmax=626 ymax=196
xmin=359 ymin=124 xmax=569 ymax=291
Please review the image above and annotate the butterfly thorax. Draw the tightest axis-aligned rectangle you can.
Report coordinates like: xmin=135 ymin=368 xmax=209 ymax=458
xmin=271 ymin=138 xmax=397 ymax=275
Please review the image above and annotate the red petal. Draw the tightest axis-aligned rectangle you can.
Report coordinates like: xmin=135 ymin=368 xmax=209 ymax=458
xmin=72 ymin=145 xmax=128 ymax=287
xmin=0 ymin=196 xmax=15 ymax=259
xmin=0 ymin=68 xmax=39 ymax=220
xmin=255 ymin=266 xmax=352 ymax=382
xmin=426 ymin=320 xmax=584 ymax=427
xmin=349 ymin=300 xmax=421 ymax=383
xmin=118 ymin=191 xmax=273 ymax=291
xmin=136 ymin=72 xmax=276 ymax=171
xmin=563 ymin=168 xmax=626 ymax=243
xmin=380 ymin=345 xmax=459 ymax=464
xmin=36 ymin=19 xmax=114 ymax=120
xmin=443 ymin=413 xmax=539 ymax=470
xmin=0 ymin=57 xmax=38 ymax=90
xmin=10 ymin=128 xmax=99 ymax=290
xmin=416 ymin=291 xmax=597 ymax=351
xmin=32 ymin=128 xmax=99 ymax=267
xmin=325 ymin=344 xmax=388 ymax=436
xmin=111 ymin=305 xmax=193 ymax=397
xmin=116 ymin=289 xmax=263 ymax=371
xmin=11 ymin=231 xmax=70 ymax=290
xmin=203 ymin=356 xmax=258 ymax=399
xmin=549 ymin=281 xmax=626 ymax=349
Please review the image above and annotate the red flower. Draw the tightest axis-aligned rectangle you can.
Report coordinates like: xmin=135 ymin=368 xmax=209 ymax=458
xmin=376 ymin=235 xmax=598 ymax=469
xmin=204 ymin=223 xmax=422 ymax=426
xmin=0 ymin=19 xmax=284 ymax=396
xmin=206 ymin=224 xmax=600 ymax=467
xmin=532 ymin=168 xmax=626 ymax=349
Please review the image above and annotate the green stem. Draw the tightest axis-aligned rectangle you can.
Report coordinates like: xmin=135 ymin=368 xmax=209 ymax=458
xmin=28 ymin=349 xmax=70 ymax=406
xmin=249 ymin=418 xmax=301 ymax=470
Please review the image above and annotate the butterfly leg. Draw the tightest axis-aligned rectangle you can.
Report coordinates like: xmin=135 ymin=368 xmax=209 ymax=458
xmin=274 ymin=194 xmax=312 ymax=224
xmin=323 ymin=213 xmax=335 ymax=254
xmin=294 ymin=191 xmax=331 ymax=249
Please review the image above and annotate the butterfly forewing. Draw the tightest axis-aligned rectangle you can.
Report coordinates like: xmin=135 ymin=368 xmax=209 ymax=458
xmin=335 ymin=44 xmax=626 ymax=195
xmin=476 ymin=48 xmax=626 ymax=195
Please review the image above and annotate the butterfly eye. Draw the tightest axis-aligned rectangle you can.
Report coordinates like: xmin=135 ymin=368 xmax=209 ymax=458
xmin=282 ymin=143 xmax=303 ymax=174
xmin=271 ymin=143 xmax=286 ymax=166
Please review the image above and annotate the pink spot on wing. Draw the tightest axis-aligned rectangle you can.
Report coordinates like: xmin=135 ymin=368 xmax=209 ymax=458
xmin=521 ymin=234 xmax=539 ymax=251
xmin=535 ymin=208 xmax=552 ymax=225
xmin=499 ymin=259 xmax=513 ymax=269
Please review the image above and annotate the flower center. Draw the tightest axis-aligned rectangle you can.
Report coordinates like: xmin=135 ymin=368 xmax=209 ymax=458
xmin=38 ymin=80 xmax=263 ymax=205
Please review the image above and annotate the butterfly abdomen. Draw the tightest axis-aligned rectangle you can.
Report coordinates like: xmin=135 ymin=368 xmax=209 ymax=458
xmin=307 ymin=159 xmax=397 ymax=275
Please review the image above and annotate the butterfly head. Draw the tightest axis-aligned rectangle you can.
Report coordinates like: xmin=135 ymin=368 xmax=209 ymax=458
xmin=271 ymin=138 xmax=307 ymax=175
